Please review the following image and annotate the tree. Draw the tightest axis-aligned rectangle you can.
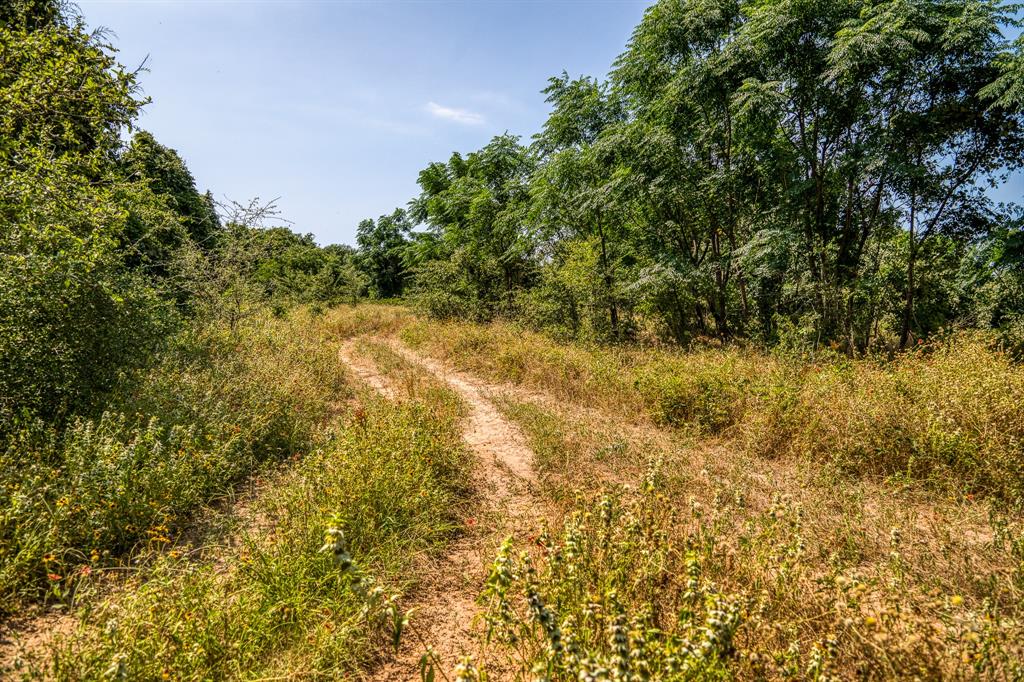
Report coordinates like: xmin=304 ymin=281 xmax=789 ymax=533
xmin=410 ymin=135 xmax=537 ymax=317
xmin=355 ymin=208 xmax=412 ymax=299
xmin=0 ymin=4 xmax=171 ymax=424
xmin=119 ymin=131 xmax=220 ymax=274
xmin=602 ymin=0 xmax=1024 ymax=349
xmin=171 ymin=198 xmax=283 ymax=331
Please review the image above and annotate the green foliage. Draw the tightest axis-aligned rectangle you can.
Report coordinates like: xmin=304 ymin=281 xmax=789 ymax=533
xmin=409 ymin=134 xmax=537 ymax=318
xmin=356 ymin=208 xmax=412 ymax=299
xmin=0 ymin=10 xmax=172 ymax=425
xmin=480 ymin=474 xmax=740 ymax=680
xmin=401 ymin=0 xmax=1024 ymax=351
xmin=0 ymin=312 xmax=349 ymax=611
xmin=118 ymin=131 xmax=220 ymax=273
xmin=635 ymin=354 xmax=749 ymax=433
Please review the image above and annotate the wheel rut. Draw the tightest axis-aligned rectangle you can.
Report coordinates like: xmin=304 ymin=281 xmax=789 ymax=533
xmin=339 ymin=337 xmax=540 ymax=681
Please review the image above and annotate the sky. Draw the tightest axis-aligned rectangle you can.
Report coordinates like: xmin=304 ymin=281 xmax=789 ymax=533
xmin=78 ymin=1 xmax=1022 ymax=247
xmin=78 ymin=0 xmax=651 ymax=246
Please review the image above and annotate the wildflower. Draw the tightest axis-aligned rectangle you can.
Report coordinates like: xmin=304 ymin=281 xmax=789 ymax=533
xmin=466 ymin=517 xmax=478 ymax=527
xmin=80 ymin=565 xmax=92 ymax=577
xmin=950 ymin=595 xmax=964 ymax=607
xmin=48 ymin=573 xmax=62 ymax=581
xmin=320 ymin=524 xmax=353 ymax=571
xmin=42 ymin=553 xmax=55 ymax=563
xmin=454 ymin=655 xmax=481 ymax=682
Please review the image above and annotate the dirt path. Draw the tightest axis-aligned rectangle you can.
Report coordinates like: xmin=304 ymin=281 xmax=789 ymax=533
xmin=385 ymin=341 xmax=536 ymax=485
xmin=339 ymin=339 xmax=397 ymax=399
xmin=340 ymin=337 xmax=540 ymax=681
xmin=0 ymin=612 xmax=75 ymax=677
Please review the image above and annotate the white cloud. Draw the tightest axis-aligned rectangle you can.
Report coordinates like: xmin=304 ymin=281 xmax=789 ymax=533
xmin=425 ymin=101 xmax=485 ymax=125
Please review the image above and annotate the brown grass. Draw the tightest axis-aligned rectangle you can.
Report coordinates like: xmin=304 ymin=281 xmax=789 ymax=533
xmin=395 ymin=314 xmax=1024 ymax=678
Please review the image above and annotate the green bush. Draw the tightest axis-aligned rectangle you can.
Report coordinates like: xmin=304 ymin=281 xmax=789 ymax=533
xmin=634 ymin=352 xmax=754 ymax=433
xmin=36 ymin=379 xmax=471 ymax=679
xmin=0 ymin=312 xmax=350 ymax=611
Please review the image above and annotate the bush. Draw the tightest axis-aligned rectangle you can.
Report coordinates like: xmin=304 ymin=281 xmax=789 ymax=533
xmin=0 ymin=230 xmax=173 ymax=427
xmin=34 ymin=369 xmax=471 ymax=679
xmin=633 ymin=350 xmax=761 ymax=433
xmin=0 ymin=311 xmax=350 ymax=611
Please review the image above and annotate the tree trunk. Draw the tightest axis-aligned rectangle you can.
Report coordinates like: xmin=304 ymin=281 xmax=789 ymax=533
xmin=899 ymin=196 xmax=917 ymax=350
xmin=596 ymin=211 xmax=618 ymax=339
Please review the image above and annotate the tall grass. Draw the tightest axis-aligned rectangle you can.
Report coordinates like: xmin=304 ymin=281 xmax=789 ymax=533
xmin=1 ymin=306 xmax=361 ymax=613
xmin=483 ymin=404 xmax=1024 ymax=679
xmin=402 ymin=319 xmax=1024 ymax=500
xmin=31 ymin=395 xmax=470 ymax=680
xmin=3 ymin=304 xmax=475 ymax=678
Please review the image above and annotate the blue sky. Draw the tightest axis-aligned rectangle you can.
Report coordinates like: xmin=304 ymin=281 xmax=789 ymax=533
xmin=79 ymin=1 xmax=1021 ymax=246
xmin=79 ymin=0 xmax=650 ymax=245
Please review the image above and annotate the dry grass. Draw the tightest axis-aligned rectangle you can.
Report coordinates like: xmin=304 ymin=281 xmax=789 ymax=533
xmin=402 ymin=319 xmax=1024 ymax=501
xmin=326 ymin=303 xmax=414 ymax=342
xmin=8 ymin=306 xmax=1022 ymax=679
xmin=396 ymin=314 xmax=1024 ymax=678
xmin=486 ymin=387 xmax=1024 ymax=679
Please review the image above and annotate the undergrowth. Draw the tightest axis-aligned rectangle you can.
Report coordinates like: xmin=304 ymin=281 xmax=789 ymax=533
xmin=488 ymin=394 xmax=1024 ymax=679
xmin=402 ymin=320 xmax=1024 ymax=500
xmin=0 ymin=309 xmax=350 ymax=612
xmin=471 ymin=457 xmax=1024 ymax=679
xmin=5 ymin=304 xmax=474 ymax=679
xmin=31 ymin=396 xmax=470 ymax=679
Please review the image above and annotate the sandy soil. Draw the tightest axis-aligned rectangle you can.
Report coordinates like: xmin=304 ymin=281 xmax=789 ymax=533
xmin=341 ymin=338 xmax=541 ymax=681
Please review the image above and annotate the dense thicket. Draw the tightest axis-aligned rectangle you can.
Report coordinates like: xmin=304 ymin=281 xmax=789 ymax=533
xmin=0 ymin=0 xmax=370 ymax=607
xmin=0 ymin=1 xmax=363 ymax=429
xmin=364 ymin=0 xmax=1024 ymax=352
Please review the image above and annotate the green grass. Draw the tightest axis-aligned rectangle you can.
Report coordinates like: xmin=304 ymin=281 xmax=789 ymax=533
xmin=0 ymin=309 xmax=353 ymax=613
xmin=4 ymin=304 xmax=475 ymax=679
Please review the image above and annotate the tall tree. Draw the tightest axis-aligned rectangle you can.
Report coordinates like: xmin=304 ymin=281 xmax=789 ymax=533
xmin=356 ymin=208 xmax=412 ymax=299
xmin=410 ymin=134 xmax=537 ymax=314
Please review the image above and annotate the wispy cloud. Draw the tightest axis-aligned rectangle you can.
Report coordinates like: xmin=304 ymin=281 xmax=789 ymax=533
xmin=425 ymin=101 xmax=485 ymax=125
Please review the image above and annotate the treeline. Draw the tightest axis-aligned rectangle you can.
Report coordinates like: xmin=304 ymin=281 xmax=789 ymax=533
xmin=355 ymin=0 xmax=1024 ymax=352
xmin=0 ymin=0 xmax=364 ymax=431
xmin=1 ymin=0 xmax=376 ymax=606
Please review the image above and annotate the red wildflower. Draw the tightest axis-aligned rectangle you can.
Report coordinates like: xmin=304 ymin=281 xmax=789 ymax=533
xmin=47 ymin=573 xmax=62 ymax=581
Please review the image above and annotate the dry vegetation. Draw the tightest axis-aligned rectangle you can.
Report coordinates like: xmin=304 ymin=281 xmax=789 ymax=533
xmin=4 ymin=305 xmax=1023 ymax=680
xmin=400 ymin=316 xmax=1024 ymax=679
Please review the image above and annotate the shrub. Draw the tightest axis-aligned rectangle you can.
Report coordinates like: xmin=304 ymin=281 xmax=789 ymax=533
xmin=633 ymin=350 xmax=761 ymax=433
xmin=478 ymin=472 xmax=741 ymax=680
xmin=0 ymin=310 xmax=350 ymax=611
